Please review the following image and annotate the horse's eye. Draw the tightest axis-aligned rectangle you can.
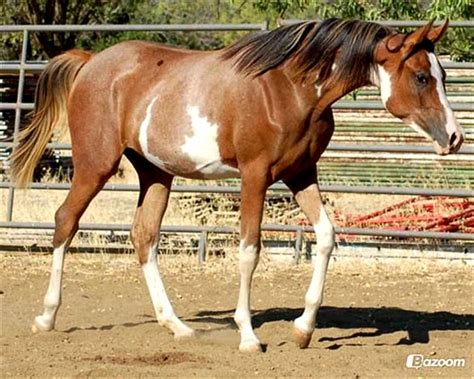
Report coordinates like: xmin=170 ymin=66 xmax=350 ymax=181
xmin=415 ymin=73 xmax=428 ymax=85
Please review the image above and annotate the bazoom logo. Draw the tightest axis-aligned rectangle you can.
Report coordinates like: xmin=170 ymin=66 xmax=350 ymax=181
xmin=406 ymin=354 xmax=466 ymax=368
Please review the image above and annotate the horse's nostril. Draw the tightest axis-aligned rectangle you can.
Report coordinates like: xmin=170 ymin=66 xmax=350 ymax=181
xmin=449 ymin=132 xmax=458 ymax=146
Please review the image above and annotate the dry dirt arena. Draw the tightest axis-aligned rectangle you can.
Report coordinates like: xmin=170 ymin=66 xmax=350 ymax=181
xmin=1 ymin=252 xmax=472 ymax=378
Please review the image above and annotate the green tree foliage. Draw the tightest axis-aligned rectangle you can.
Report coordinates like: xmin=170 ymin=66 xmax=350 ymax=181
xmin=1 ymin=0 xmax=141 ymax=58
xmin=1 ymin=0 xmax=472 ymax=61
xmin=254 ymin=0 xmax=473 ymax=60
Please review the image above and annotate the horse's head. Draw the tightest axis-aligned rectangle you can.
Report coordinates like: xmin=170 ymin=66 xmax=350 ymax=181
xmin=373 ymin=20 xmax=464 ymax=155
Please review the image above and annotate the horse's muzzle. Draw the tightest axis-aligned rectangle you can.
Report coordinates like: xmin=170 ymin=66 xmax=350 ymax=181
xmin=434 ymin=131 xmax=464 ymax=155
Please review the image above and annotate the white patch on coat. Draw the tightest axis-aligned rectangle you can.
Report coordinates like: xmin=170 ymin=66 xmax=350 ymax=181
xmin=427 ymin=53 xmax=464 ymax=138
xmin=376 ymin=65 xmax=392 ymax=107
xmin=370 ymin=66 xmax=380 ymax=86
xmin=315 ymin=84 xmax=323 ymax=98
xmin=182 ymin=106 xmax=240 ymax=178
xmin=138 ymin=96 xmax=171 ymax=171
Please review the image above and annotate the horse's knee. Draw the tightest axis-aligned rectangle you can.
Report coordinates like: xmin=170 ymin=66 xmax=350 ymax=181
xmin=54 ymin=204 xmax=67 ymax=225
xmin=53 ymin=205 xmax=76 ymax=247
xmin=238 ymin=241 xmax=260 ymax=271
xmin=314 ymin=210 xmax=334 ymax=256
xmin=131 ymin=225 xmax=157 ymax=265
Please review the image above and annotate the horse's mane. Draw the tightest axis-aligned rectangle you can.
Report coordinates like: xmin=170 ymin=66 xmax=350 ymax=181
xmin=221 ymin=18 xmax=392 ymax=89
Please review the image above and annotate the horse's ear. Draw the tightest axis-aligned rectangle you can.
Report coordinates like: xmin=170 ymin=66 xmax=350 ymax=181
xmin=427 ymin=20 xmax=449 ymax=44
xmin=401 ymin=19 xmax=434 ymax=59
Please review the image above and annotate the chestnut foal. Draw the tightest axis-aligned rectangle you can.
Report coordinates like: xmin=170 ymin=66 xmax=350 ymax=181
xmin=11 ymin=18 xmax=464 ymax=352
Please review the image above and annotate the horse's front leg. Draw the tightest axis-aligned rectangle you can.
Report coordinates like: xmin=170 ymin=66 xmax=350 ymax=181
xmin=285 ymin=169 xmax=335 ymax=348
xmin=129 ymin=163 xmax=194 ymax=340
xmin=234 ymin=168 xmax=268 ymax=352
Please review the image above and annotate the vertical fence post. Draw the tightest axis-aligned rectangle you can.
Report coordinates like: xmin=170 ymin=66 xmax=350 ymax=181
xmin=294 ymin=228 xmax=303 ymax=264
xmin=305 ymin=240 xmax=312 ymax=262
xmin=6 ymin=29 xmax=29 ymax=222
xmin=198 ymin=231 xmax=207 ymax=264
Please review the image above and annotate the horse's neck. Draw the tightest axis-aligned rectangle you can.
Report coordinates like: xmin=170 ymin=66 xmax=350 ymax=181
xmin=279 ymin=62 xmax=370 ymax=118
xmin=314 ymin=77 xmax=370 ymax=117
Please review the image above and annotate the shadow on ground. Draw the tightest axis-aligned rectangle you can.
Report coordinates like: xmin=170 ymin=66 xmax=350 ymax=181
xmin=186 ymin=306 xmax=474 ymax=347
xmin=62 ymin=306 xmax=472 ymax=348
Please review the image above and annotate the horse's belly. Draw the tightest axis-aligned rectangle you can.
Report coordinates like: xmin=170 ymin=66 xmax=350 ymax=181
xmin=139 ymin=99 xmax=240 ymax=179
xmin=144 ymin=152 xmax=240 ymax=179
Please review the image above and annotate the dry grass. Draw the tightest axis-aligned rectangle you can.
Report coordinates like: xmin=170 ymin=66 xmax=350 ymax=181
xmin=1 ymin=157 xmax=469 ymax=253
xmin=1 ymin=250 xmax=470 ymax=281
xmin=0 ymin=183 xmax=409 ymax=226
xmin=0 ymin=181 xmax=412 ymax=252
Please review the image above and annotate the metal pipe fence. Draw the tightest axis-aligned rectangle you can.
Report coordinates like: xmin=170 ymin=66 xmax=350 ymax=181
xmin=281 ymin=19 xmax=474 ymax=27
xmin=0 ymin=221 xmax=472 ymax=262
xmin=1 ymin=22 xmax=473 ymax=258
xmin=1 ymin=99 xmax=473 ymax=112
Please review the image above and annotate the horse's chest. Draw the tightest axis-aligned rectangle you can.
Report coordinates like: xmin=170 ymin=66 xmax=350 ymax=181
xmin=138 ymin=99 xmax=239 ymax=179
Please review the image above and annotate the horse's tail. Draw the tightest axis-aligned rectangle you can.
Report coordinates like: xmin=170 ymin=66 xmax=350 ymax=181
xmin=10 ymin=49 xmax=93 ymax=188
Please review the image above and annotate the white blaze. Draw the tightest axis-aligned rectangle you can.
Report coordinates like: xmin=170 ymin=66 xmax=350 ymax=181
xmin=375 ymin=65 xmax=434 ymax=140
xmin=428 ymin=53 xmax=464 ymax=138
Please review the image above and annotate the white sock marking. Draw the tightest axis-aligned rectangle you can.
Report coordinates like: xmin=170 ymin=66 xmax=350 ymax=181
xmin=34 ymin=243 xmax=66 ymax=331
xmin=428 ymin=53 xmax=464 ymax=138
xmin=295 ymin=203 xmax=334 ymax=334
xmin=142 ymin=246 xmax=194 ymax=337
xmin=235 ymin=241 xmax=260 ymax=349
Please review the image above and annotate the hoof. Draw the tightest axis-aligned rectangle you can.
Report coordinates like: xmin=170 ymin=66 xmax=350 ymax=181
xmin=294 ymin=327 xmax=312 ymax=349
xmin=174 ymin=327 xmax=196 ymax=340
xmin=239 ymin=340 xmax=263 ymax=353
xmin=32 ymin=315 xmax=54 ymax=333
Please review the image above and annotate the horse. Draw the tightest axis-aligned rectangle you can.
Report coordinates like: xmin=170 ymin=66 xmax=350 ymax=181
xmin=10 ymin=18 xmax=464 ymax=352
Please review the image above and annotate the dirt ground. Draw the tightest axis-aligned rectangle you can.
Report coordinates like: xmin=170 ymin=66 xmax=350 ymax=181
xmin=1 ymin=253 xmax=472 ymax=378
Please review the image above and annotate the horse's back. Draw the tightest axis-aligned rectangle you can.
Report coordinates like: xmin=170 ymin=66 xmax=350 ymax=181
xmin=66 ymin=40 xmax=239 ymax=178
xmin=75 ymin=40 xmax=201 ymax=88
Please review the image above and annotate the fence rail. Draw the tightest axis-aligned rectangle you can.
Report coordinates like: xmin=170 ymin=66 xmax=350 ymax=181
xmin=1 ymin=21 xmax=473 ymax=257
xmin=281 ymin=19 xmax=474 ymax=27
xmin=1 ymin=99 xmax=473 ymax=112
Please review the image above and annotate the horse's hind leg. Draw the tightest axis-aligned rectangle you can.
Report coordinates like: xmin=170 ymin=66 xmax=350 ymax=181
xmin=127 ymin=150 xmax=194 ymax=339
xmin=32 ymin=163 xmax=119 ymax=332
